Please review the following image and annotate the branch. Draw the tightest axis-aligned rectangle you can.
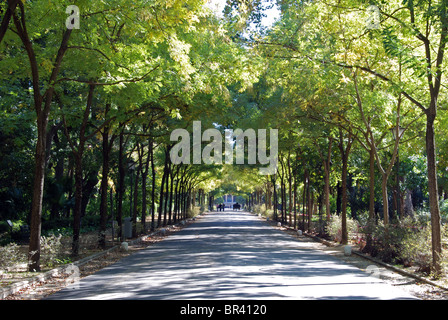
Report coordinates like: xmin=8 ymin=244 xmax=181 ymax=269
xmin=256 ymin=39 xmax=428 ymax=113
xmin=0 ymin=0 xmax=19 ymax=44
xmin=56 ymin=64 xmax=160 ymax=86
xmin=334 ymin=61 xmax=427 ymax=112
xmin=67 ymin=46 xmax=132 ymax=71
xmin=433 ymin=1 xmax=448 ymax=99
xmin=12 ymin=3 xmax=42 ymax=115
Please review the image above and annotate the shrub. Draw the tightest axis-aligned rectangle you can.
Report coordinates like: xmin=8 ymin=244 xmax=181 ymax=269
xmin=0 ymin=242 xmax=26 ymax=270
xmin=370 ymin=220 xmax=414 ymax=263
xmin=399 ymin=221 xmax=432 ymax=272
xmin=253 ymin=204 xmax=264 ymax=215
xmin=326 ymin=214 xmax=359 ymax=243
xmin=439 ymin=199 xmax=448 ymax=224
xmin=253 ymin=204 xmax=274 ymax=220
xmin=400 ymin=221 xmax=448 ymax=275
xmin=188 ymin=206 xmax=201 ymax=218
xmin=265 ymin=209 xmax=274 ymax=220
xmin=39 ymin=234 xmax=64 ymax=268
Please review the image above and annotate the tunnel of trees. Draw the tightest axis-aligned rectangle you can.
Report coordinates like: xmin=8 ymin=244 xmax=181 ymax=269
xmin=1 ymin=0 xmax=448 ymax=277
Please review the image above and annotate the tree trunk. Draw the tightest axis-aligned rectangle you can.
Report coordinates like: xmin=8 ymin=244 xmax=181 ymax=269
xmin=99 ymin=126 xmax=110 ymax=249
xmin=293 ymin=173 xmax=297 ymax=230
xmin=426 ymin=111 xmax=442 ymax=275
xmin=163 ymin=160 xmax=170 ymax=226
xmin=49 ymin=126 xmax=63 ymax=220
xmin=174 ymin=172 xmax=180 ymax=222
xmin=340 ymin=156 xmax=348 ymax=244
xmin=306 ymin=176 xmax=311 ymax=232
xmin=168 ymin=164 xmax=175 ymax=225
xmin=381 ymin=174 xmax=389 ymax=226
xmin=14 ymin=11 xmax=72 ymax=269
xmin=80 ymin=171 xmax=99 ymax=217
xmin=338 ymin=129 xmax=353 ymax=245
xmin=28 ymin=124 xmax=47 ymax=271
xmin=150 ymin=138 xmax=156 ymax=231
xmin=272 ymin=175 xmax=278 ymax=220
xmin=0 ymin=0 xmax=19 ymax=44
xmin=369 ymin=147 xmax=375 ymax=221
xmin=363 ymin=147 xmax=376 ymax=253
xmin=140 ymin=141 xmax=150 ymax=234
xmin=287 ymin=155 xmax=293 ymax=226
xmin=72 ymin=153 xmax=83 ymax=256
xmin=302 ymin=169 xmax=308 ymax=231
xmin=132 ymin=164 xmax=140 ymax=238
xmin=158 ymin=156 xmax=167 ymax=227
xmin=323 ymin=160 xmax=331 ymax=222
xmin=117 ymin=129 xmax=125 ymax=240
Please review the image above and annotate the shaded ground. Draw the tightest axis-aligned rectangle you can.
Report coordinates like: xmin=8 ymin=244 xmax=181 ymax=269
xmin=5 ymin=211 xmax=448 ymax=300
xmin=44 ymin=211 xmax=418 ymax=300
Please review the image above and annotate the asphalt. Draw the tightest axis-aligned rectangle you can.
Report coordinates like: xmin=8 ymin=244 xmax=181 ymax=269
xmin=46 ymin=211 xmax=418 ymax=300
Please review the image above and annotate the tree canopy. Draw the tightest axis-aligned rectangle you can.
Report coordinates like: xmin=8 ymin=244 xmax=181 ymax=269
xmin=1 ymin=0 xmax=448 ymax=277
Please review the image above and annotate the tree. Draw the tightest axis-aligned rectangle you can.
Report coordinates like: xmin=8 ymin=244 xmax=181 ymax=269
xmin=9 ymin=2 xmax=73 ymax=271
xmin=254 ymin=0 xmax=447 ymax=275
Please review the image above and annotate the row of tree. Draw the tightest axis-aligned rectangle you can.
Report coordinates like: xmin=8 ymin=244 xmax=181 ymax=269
xmin=2 ymin=0 xmax=448 ymax=277
xmin=0 ymin=0 xmax=258 ymax=271
xmin=223 ymin=0 xmax=448 ymax=276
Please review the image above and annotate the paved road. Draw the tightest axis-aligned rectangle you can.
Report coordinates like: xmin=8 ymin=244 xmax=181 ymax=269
xmin=47 ymin=211 xmax=417 ymax=300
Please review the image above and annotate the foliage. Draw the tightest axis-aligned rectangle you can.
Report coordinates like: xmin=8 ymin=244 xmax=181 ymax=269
xmin=399 ymin=221 xmax=438 ymax=273
xmin=253 ymin=204 xmax=274 ymax=220
xmin=0 ymin=0 xmax=448 ymax=276
xmin=39 ymin=234 xmax=64 ymax=268
xmin=369 ymin=218 xmax=417 ymax=264
xmin=0 ymin=242 xmax=26 ymax=270
xmin=358 ymin=216 xmax=448 ymax=275
xmin=326 ymin=214 xmax=359 ymax=243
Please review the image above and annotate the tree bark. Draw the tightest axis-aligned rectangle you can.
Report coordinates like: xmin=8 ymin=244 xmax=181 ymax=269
xmin=72 ymin=153 xmax=83 ymax=256
xmin=14 ymin=6 xmax=73 ymax=268
xmin=139 ymin=138 xmax=151 ymax=233
xmin=363 ymin=147 xmax=376 ymax=253
xmin=150 ymin=137 xmax=156 ymax=231
xmin=65 ymin=84 xmax=95 ymax=256
xmin=99 ymin=127 xmax=110 ymax=249
xmin=287 ymin=154 xmax=293 ymax=226
xmin=0 ymin=0 xmax=19 ymax=44
xmin=338 ymin=129 xmax=353 ymax=245
xmin=117 ymin=129 xmax=125 ymax=240
xmin=381 ymin=174 xmax=389 ymax=225
xmin=28 ymin=123 xmax=47 ymax=271
xmin=98 ymin=103 xmax=116 ymax=249
xmin=426 ymin=111 xmax=442 ymax=275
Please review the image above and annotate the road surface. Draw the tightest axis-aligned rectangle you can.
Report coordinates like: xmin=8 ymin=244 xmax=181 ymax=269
xmin=47 ymin=211 xmax=417 ymax=300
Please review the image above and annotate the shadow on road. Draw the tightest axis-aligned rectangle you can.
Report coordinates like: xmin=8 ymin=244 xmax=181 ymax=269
xmin=47 ymin=211 xmax=417 ymax=300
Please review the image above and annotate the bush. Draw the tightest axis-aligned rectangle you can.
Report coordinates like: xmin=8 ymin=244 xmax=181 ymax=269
xmin=369 ymin=220 xmax=415 ymax=263
xmin=0 ymin=242 xmax=26 ymax=270
xmin=188 ymin=206 xmax=201 ymax=218
xmin=253 ymin=204 xmax=264 ymax=215
xmin=326 ymin=214 xmax=359 ymax=243
xmin=253 ymin=204 xmax=274 ymax=220
xmin=399 ymin=221 xmax=448 ymax=274
xmin=399 ymin=221 xmax=433 ymax=272
xmin=439 ymin=199 xmax=448 ymax=224
xmin=39 ymin=234 xmax=65 ymax=268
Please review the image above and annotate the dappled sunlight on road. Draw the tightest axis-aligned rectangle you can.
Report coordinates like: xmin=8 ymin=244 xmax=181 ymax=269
xmin=47 ymin=211 xmax=417 ymax=300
